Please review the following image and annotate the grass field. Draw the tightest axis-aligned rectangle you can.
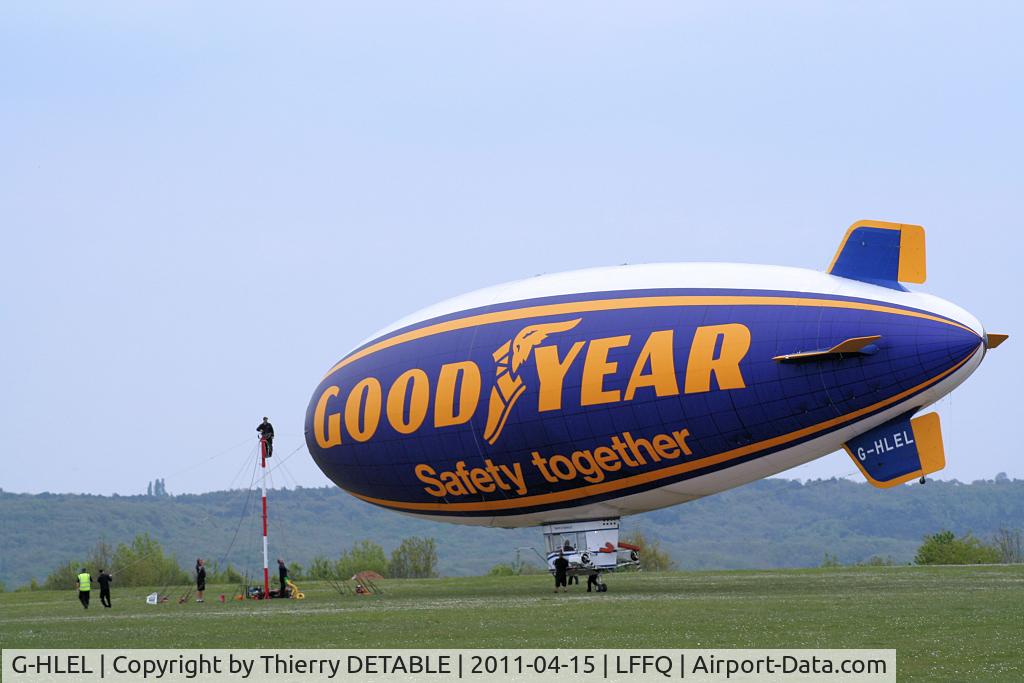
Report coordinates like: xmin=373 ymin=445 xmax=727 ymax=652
xmin=2 ymin=566 xmax=1022 ymax=681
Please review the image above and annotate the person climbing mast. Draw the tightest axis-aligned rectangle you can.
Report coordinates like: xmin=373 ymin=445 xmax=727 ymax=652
xmin=257 ymin=416 xmax=274 ymax=457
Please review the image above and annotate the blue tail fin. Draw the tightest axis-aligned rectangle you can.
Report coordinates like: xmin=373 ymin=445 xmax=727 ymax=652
xmin=828 ymin=220 xmax=926 ymax=289
xmin=845 ymin=411 xmax=945 ymax=488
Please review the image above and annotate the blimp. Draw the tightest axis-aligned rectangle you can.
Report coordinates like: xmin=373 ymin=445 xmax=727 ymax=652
xmin=306 ymin=220 xmax=1006 ymax=587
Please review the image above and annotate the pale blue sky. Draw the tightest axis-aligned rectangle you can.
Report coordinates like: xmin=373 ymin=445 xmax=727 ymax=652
xmin=2 ymin=2 xmax=1020 ymax=495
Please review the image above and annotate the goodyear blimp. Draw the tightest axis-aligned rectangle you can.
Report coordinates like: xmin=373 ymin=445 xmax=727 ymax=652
xmin=306 ymin=220 xmax=1006 ymax=586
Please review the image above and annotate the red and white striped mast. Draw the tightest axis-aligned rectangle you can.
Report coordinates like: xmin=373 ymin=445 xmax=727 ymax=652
xmin=259 ymin=436 xmax=270 ymax=598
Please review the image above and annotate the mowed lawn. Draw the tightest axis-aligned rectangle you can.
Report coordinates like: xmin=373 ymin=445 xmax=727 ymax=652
xmin=1 ymin=566 xmax=1022 ymax=681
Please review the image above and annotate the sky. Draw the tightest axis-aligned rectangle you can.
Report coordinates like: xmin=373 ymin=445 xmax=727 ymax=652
xmin=1 ymin=2 xmax=1021 ymax=496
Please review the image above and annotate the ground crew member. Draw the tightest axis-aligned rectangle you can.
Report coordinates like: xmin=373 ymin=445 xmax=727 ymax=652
xmin=277 ymin=558 xmax=289 ymax=596
xmin=97 ymin=569 xmax=113 ymax=608
xmin=195 ymin=558 xmax=206 ymax=603
xmin=75 ymin=568 xmax=92 ymax=609
xmin=553 ymin=551 xmax=569 ymax=593
xmin=257 ymin=417 xmax=275 ymax=457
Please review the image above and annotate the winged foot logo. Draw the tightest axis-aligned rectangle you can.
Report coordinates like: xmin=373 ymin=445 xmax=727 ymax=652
xmin=482 ymin=318 xmax=582 ymax=444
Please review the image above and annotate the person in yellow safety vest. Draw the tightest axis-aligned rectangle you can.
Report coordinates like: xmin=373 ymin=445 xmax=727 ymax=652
xmin=75 ymin=568 xmax=93 ymax=609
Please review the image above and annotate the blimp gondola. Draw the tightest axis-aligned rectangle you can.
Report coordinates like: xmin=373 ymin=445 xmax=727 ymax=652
xmin=305 ymin=220 xmax=1006 ymax=587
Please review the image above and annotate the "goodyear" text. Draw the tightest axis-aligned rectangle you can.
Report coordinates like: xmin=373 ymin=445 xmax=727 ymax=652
xmin=312 ymin=322 xmax=750 ymax=447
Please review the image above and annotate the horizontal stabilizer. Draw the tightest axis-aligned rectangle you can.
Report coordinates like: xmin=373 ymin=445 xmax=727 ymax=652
xmin=773 ymin=335 xmax=881 ymax=362
xmin=986 ymin=333 xmax=1009 ymax=349
xmin=828 ymin=220 xmax=926 ymax=289
xmin=845 ymin=411 xmax=945 ymax=488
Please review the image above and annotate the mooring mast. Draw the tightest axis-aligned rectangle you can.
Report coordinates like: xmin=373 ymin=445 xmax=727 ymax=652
xmin=259 ymin=436 xmax=270 ymax=598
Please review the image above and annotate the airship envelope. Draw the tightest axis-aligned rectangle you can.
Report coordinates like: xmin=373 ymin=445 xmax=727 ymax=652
xmin=306 ymin=220 xmax=1005 ymax=528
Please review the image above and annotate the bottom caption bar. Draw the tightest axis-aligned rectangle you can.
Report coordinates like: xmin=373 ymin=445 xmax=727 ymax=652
xmin=3 ymin=649 xmax=895 ymax=682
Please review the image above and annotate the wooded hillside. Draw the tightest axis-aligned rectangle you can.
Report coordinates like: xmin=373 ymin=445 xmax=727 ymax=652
xmin=2 ymin=476 xmax=1021 ymax=589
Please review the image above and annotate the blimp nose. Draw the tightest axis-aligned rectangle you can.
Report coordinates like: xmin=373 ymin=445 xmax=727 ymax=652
xmin=909 ymin=294 xmax=996 ymax=356
xmin=942 ymin=302 xmax=1009 ymax=355
xmin=921 ymin=299 xmax=1007 ymax=368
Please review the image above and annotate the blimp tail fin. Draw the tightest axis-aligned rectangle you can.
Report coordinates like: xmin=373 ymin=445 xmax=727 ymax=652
xmin=828 ymin=220 xmax=926 ymax=289
xmin=844 ymin=411 xmax=945 ymax=488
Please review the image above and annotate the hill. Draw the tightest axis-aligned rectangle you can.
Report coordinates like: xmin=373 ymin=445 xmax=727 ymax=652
xmin=1 ymin=477 xmax=1022 ymax=589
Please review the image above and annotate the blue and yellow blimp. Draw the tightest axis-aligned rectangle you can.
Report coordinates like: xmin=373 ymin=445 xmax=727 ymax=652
xmin=305 ymin=220 xmax=1006 ymax=530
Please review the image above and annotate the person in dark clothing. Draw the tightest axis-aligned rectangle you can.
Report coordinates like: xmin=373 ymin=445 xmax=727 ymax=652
xmin=195 ymin=558 xmax=206 ymax=603
xmin=97 ymin=569 xmax=113 ymax=608
xmin=587 ymin=573 xmax=600 ymax=593
xmin=277 ymin=558 xmax=289 ymax=596
xmin=553 ymin=551 xmax=569 ymax=593
xmin=257 ymin=417 xmax=275 ymax=457
xmin=75 ymin=568 xmax=92 ymax=609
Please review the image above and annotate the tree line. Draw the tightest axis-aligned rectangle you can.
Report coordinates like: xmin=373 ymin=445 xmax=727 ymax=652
xmin=42 ymin=534 xmax=189 ymax=590
xmin=31 ymin=535 xmax=440 ymax=591
xmin=14 ymin=526 xmax=1024 ymax=594
xmin=822 ymin=528 xmax=1024 ymax=567
xmin=305 ymin=537 xmax=439 ymax=579
xmin=914 ymin=528 xmax=1022 ymax=565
